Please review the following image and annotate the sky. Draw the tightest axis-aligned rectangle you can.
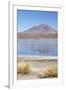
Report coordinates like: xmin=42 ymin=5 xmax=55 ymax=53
xmin=17 ymin=10 xmax=58 ymax=32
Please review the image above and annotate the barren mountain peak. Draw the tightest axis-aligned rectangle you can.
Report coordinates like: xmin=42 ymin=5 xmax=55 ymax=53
xmin=24 ymin=24 xmax=57 ymax=33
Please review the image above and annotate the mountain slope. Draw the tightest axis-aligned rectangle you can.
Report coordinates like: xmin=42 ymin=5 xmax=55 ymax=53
xmin=24 ymin=24 xmax=56 ymax=33
xmin=17 ymin=24 xmax=57 ymax=39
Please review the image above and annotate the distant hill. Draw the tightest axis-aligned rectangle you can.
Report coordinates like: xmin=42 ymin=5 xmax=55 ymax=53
xmin=17 ymin=24 xmax=57 ymax=39
xmin=24 ymin=24 xmax=56 ymax=33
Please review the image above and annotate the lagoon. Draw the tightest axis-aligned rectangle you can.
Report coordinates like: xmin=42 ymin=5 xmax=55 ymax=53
xmin=17 ymin=39 xmax=58 ymax=56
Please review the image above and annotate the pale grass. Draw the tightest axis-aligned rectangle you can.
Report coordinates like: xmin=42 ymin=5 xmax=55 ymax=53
xmin=39 ymin=65 xmax=58 ymax=78
xmin=17 ymin=62 xmax=32 ymax=74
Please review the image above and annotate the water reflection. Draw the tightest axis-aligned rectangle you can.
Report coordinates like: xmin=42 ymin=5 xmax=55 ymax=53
xmin=17 ymin=39 xmax=58 ymax=56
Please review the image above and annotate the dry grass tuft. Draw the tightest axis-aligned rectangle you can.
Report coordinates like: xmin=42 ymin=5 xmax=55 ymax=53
xmin=39 ymin=65 xmax=58 ymax=78
xmin=17 ymin=62 xmax=32 ymax=74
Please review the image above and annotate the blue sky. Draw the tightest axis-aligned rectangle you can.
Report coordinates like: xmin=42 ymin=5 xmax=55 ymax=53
xmin=17 ymin=10 xmax=58 ymax=32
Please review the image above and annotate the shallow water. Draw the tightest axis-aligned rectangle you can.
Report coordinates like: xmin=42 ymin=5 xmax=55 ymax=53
xmin=17 ymin=39 xmax=58 ymax=56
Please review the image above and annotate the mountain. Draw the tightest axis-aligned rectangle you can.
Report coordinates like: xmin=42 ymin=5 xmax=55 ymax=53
xmin=17 ymin=24 xmax=57 ymax=39
xmin=24 ymin=24 xmax=56 ymax=33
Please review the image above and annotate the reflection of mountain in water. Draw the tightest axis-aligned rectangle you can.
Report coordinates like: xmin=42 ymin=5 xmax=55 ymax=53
xmin=17 ymin=24 xmax=57 ymax=39
xmin=17 ymin=39 xmax=58 ymax=56
xmin=30 ymin=43 xmax=57 ymax=55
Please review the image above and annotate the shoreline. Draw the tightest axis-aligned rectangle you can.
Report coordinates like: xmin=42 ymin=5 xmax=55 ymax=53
xmin=17 ymin=57 xmax=58 ymax=80
xmin=17 ymin=56 xmax=58 ymax=61
xmin=17 ymin=38 xmax=57 ymax=41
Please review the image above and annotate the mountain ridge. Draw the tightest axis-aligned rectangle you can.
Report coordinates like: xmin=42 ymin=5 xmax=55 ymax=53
xmin=17 ymin=24 xmax=57 ymax=39
xmin=23 ymin=24 xmax=57 ymax=33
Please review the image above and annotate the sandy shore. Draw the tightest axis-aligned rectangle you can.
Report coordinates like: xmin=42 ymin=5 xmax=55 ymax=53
xmin=17 ymin=56 xmax=58 ymax=61
xmin=17 ymin=56 xmax=58 ymax=80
